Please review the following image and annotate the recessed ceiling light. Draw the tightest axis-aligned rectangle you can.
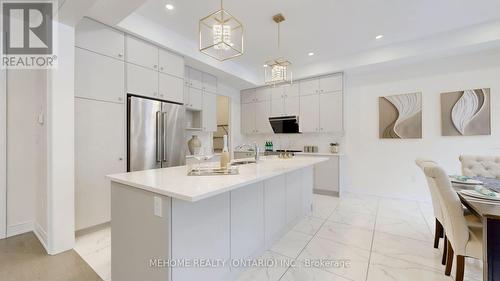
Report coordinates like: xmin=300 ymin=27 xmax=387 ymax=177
xmin=308 ymin=52 xmax=315 ymax=56
xmin=375 ymin=34 xmax=384 ymax=40
xmin=263 ymin=64 xmax=268 ymax=67
xmin=165 ymin=4 xmax=174 ymax=10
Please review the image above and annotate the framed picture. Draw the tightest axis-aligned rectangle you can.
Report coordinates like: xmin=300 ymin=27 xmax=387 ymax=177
xmin=379 ymin=92 xmax=422 ymax=139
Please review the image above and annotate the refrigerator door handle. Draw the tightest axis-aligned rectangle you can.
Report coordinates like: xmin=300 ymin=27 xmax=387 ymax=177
xmin=162 ymin=112 xmax=168 ymax=163
xmin=156 ymin=111 xmax=162 ymax=163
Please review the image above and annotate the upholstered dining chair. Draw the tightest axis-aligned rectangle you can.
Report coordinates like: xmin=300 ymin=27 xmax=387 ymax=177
xmin=416 ymin=159 xmax=445 ymax=250
xmin=460 ymin=155 xmax=500 ymax=179
xmin=420 ymin=161 xmax=482 ymax=281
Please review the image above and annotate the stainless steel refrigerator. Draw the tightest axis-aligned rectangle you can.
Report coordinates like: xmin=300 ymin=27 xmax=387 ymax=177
xmin=127 ymin=95 xmax=185 ymax=172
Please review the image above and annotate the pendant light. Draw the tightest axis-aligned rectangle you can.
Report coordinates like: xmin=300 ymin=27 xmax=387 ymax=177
xmin=265 ymin=13 xmax=292 ymax=85
xmin=199 ymin=0 xmax=244 ymax=61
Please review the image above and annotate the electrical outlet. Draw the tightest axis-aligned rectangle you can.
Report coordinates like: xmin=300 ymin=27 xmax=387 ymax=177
xmin=154 ymin=196 xmax=162 ymax=217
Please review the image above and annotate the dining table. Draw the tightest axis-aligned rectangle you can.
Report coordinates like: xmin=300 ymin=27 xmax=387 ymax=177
xmin=452 ymin=177 xmax=500 ymax=281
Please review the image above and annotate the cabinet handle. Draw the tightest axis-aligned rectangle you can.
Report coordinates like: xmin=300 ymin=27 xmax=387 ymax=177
xmin=154 ymin=65 xmax=158 ymax=69
xmin=118 ymin=157 xmax=123 ymax=161
xmin=117 ymin=97 xmax=123 ymax=101
xmin=117 ymin=53 xmax=123 ymax=58
xmin=160 ymin=67 xmax=164 ymax=71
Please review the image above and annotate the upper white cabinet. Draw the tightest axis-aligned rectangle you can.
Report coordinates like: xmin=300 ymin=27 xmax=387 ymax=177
xmin=283 ymin=83 xmax=299 ymax=97
xmin=185 ymin=67 xmax=203 ymax=90
xmin=202 ymin=92 xmax=217 ymax=132
xmin=159 ymin=73 xmax=184 ymax=103
xmin=299 ymin=78 xmax=319 ymax=96
xmin=255 ymin=88 xmax=271 ymax=102
xmin=126 ymin=36 xmax=159 ymax=70
xmin=158 ymin=49 xmax=184 ymax=78
xmin=241 ymin=74 xmax=343 ymax=134
xmin=299 ymin=74 xmax=342 ymax=95
xmin=202 ymin=73 xmax=217 ymax=93
xmin=241 ymin=103 xmax=256 ymax=134
xmin=127 ymin=63 xmax=158 ymax=98
xmin=255 ymin=101 xmax=272 ymax=134
xmin=320 ymin=75 xmax=342 ymax=93
xmin=184 ymin=86 xmax=202 ymax=110
xmin=241 ymin=89 xmax=256 ymax=104
xmin=299 ymin=94 xmax=320 ymax=133
xmin=75 ymin=48 xmax=125 ymax=103
xmin=75 ymin=18 xmax=125 ymax=60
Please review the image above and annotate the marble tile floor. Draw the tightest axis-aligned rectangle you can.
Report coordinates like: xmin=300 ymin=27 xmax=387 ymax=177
xmin=75 ymin=193 xmax=483 ymax=281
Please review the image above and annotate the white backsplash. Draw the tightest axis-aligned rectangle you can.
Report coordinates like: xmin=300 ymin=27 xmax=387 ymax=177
xmin=243 ymin=133 xmax=344 ymax=154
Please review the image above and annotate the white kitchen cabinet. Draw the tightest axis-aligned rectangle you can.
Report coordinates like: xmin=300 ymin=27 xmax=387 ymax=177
xmin=75 ymin=47 xmax=124 ymax=103
xmin=184 ymin=86 xmax=202 ymax=110
xmin=75 ymin=18 xmax=125 ymax=60
xmin=126 ymin=36 xmax=159 ymax=70
xmin=158 ymin=49 xmax=184 ymax=78
xmin=202 ymin=92 xmax=217 ymax=132
xmin=241 ymin=89 xmax=256 ymax=104
xmin=286 ymin=170 xmax=303 ymax=226
xmin=299 ymin=78 xmax=319 ymax=96
xmin=283 ymin=83 xmax=299 ymax=97
xmin=231 ymin=182 xmax=265 ymax=260
xmin=255 ymin=87 xmax=271 ymax=102
xmin=296 ymin=154 xmax=341 ymax=197
xmin=264 ymin=175 xmax=286 ymax=245
xmin=202 ymin=73 xmax=217 ymax=93
xmin=319 ymin=92 xmax=343 ymax=132
xmin=299 ymin=94 xmax=320 ymax=132
xmin=286 ymin=96 xmax=300 ymax=116
xmin=254 ymin=100 xmax=272 ymax=134
xmin=271 ymin=98 xmax=285 ymax=117
xmin=269 ymin=86 xmax=284 ymax=100
xmin=75 ymin=98 xmax=125 ymax=230
xmin=126 ymin=63 xmax=159 ymax=98
xmin=241 ymin=103 xmax=256 ymax=134
xmin=320 ymin=75 xmax=342 ymax=93
xmin=159 ymin=73 xmax=183 ymax=103
xmin=185 ymin=67 xmax=203 ymax=90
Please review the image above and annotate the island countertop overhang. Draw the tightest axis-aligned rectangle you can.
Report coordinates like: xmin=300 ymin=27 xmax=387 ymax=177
xmin=107 ymin=156 xmax=328 ymax=202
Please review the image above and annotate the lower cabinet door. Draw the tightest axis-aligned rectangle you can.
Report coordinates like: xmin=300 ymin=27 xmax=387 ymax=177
xmin=264 ymin=175 xmax=286 ymax=245
xmin=75 ymin=98 xmax=125 ymax=230
xmin=286 ymin=170 xmax=303 ymax=225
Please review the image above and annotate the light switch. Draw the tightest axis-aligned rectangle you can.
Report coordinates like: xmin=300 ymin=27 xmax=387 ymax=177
xmin=154 ymin=196 xmax=162 ymax=217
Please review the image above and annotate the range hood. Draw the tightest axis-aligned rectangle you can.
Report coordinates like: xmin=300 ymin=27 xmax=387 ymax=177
xmin=269 ymin=116 xmax=301 ymax=134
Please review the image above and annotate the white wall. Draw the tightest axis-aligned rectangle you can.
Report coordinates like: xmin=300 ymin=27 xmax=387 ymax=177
xmin=6 ymin=70 xmax=46 ymax=237
xmin=45 ymin=22 xmax=75 ymax=254
xmin=343 ymin=49 xmax=500 ymax=201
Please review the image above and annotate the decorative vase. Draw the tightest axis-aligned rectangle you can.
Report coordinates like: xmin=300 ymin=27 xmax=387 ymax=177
xmin=329 ymin=144 xmax=339 ymax=154
xmin=188 ymin=135 xmax=202 ymax=155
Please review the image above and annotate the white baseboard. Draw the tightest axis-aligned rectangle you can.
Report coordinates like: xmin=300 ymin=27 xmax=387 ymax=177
xmin=34 ymin=222 xmax=48 ymax=252
xmin=7 ymin=221 xmax=33 ymax=237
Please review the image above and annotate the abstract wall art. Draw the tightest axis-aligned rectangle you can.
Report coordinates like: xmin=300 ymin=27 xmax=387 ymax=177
xmin=379 ymin=92 xmax=422 ymax=139
xmin=441 ymin=88 xmax=491 ymax=136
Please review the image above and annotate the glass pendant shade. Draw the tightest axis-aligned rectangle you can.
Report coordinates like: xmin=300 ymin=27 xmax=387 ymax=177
xmin=265 ymin=58 xmax=292 ymax=85
xmin=199 ymin=6 xmax=243 ymax=61
xmin=264 ymin=14 xmax=292 ymax=85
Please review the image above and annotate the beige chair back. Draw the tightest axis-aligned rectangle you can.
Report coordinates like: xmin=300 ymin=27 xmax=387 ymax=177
xmin=416 ymin=159 xmax=443 ymax=223
xmin=420 ymin=161 xmax=470 ymax=255
xmin=460 ymin=155 xmax=500 ymax=179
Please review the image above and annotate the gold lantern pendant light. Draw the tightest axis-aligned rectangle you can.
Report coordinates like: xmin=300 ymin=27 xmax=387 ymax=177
xmin=199 ymin=0 xmax=244 ymax=61
xmin=265 ymin=13 xmax=292 ymax=85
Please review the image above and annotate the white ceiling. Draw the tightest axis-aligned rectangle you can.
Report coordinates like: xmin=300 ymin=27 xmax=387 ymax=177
xmin=125 ymin=0 xmax=500 ymax=87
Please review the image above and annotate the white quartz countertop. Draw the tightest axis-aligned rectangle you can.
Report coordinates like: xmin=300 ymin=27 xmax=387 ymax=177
xmin=107 ymin=156 xmax=327 ymax=202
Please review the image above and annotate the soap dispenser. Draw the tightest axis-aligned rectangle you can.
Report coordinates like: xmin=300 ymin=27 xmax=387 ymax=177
xmin=220 ymin=135 xmax=230 ymax=170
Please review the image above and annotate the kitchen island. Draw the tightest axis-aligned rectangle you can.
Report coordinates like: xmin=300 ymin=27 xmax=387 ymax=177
xmin=107 ymin=156 xmax=327 ymax=281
